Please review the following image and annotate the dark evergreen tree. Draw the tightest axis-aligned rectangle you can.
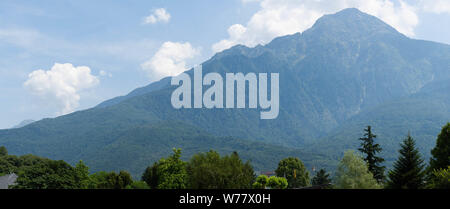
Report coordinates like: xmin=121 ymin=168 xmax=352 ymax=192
xmin=358 ymin=126 xmax=385 ymax=182
xmin=429 ymin=123 xmax=450 ymax=171
xmin=387 ymin=134 xmax=426 ymax=189
xmin=311 ymin=169 xmax=332 ymax=187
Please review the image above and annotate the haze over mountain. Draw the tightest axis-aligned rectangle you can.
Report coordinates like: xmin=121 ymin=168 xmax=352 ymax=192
xmin=1 ymin=8 xmax=449 ymax=177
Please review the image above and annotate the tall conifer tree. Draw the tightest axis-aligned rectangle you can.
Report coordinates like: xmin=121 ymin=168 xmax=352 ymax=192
xmin=358 ymin=126 xmax=385 ymax=182
xmin=387 ymin=134 xmax=426 ymax=189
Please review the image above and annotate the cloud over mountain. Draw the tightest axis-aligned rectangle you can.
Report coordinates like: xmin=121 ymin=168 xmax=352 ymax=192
xmin=24 ymin=63 xmax=99 ymax=115
xmin=213 ymin=0 xmax=419 ymax=52
xmin=141 ymin=41 xmax=199 ymax=81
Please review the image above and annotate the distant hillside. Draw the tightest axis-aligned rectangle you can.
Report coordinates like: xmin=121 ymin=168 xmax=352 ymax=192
xmin=1 ymin=8 xmax=449 ymax=176
xmin=12 ymin=120 xmax=35 ymax=129
xmin=0 ymin=120 xmax=332 ymax=178
xmin=309 ymin=79 xmax=450 ymax=166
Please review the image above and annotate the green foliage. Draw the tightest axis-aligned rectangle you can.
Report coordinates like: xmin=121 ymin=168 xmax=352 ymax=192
xmin=74 ymin=160 xmax=90 ymax=189
xmin=334 ymin=151 xmax=381 ymax=189
xmin=311 ymin=169 xmax=332 ymax=187
xmin=89 ymin=170 xmax=133 ymax=189
xmin=143 ymin=148 xmax=188 ymax=189
xmin=1 ymin=151 xmax=91 ymax=189
xmin=428 ymin=166 xmax=450 ymax=189
xmin=429 ymin=123 xmax=450 ymax=172
xmin=0 ymin=150 xmax=49 ymax=176
xmin=118 ymin=171 xmax=133 ymax=188
xmin=275 ymin=157 xmax=309 ymax=188
xmin=358 ymin=126 xmax=385 ymax=183
xmin=0 ymin=146 xmax=7 ymax=156
xmin=387 ymin=135 xmax=426 ymax=189
xmin=88 ymin=171 xmax=110 ymax=189
xmin=142 ymin=162 xmax=159 ymax=189
xmin=251 ymin=175 xmax=288 ymax=190
xmin=126 ymin=181 xmax=150 ymax=189
xmin=156 ymin=148 xmax=188 ymax=189
xmin=187 ymin=151 xmax=255 ymax=189
xmin=267 ymin=176 xmax=288 ymax=189
xmin=12 ymin=160 xmax=84 ymax=189
xmin=6 ymin=155 xmax=132 ymax=189
xmin=253 ymin=175 xmax=269 ymax=189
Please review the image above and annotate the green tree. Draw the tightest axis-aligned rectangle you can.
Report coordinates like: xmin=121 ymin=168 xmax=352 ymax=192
xmin=275 ymin=157 xmax=309 ymax=188
xmin=429 ymin=123 xmax=450 ymax=172
xmin=267 ymin=176 xmax=288 ymax=189
xmin=89 ymin=170 xmax=133 ymax=189
xmin=334 ymin=151 xmax=381 ymax=189
xmin=187 ymin=151 xmax=254 ymax=189
xmin=117 ymin=170 xmax=133 ymax=189
xmin=141 ymin=149 xmax=188 ymax=189
xmin=0 ymin=155 xmax=16 ymax=175
xmin=126 ymin=181 xmax=150 ymax=189
xmin=74 ymin=160 xmax=90 ymax=189
xmin=12 ymin=160 xmax=80 ymax=189
xmin=253 ymin=175 xmax=269 ymax=189
xmin=155 ymin=148 xmax=188 ymax=189
xmin=358 ymin=126 xmax=385 ymax=183
xmin=0 ymin=146 xmax=7 ymax=156
xmin=428 ymin=166 xmax=450 ymax=189
xmin=311 ymin=169 xmax=332 ymax=187
xmin=89 ymin=171 xmax=111 ymax=189
xmin=0 ymin=153 xmax=49 ymax=176
xmin=387 ymin=134 xmax=426 ymax=189
xmin=142 ymin=162 xmax=160 ymax=189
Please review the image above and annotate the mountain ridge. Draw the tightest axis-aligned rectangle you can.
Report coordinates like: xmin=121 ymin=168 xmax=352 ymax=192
xmin=1 ymin=8 xmax=449 ymax=176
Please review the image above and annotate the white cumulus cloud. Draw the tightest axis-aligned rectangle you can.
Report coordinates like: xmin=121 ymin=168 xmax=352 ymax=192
xmin=212 ymin=24 xmax=248 ymax=53
xmin=24 ymin=63 xmax=99 ymax=115
xmin=213 ymin=0 xmax=419 ymax=52
xmin=141 ymin=41 xmax=199 ymax=81
xmin=144 ymin=8 xmax=171 ymax=24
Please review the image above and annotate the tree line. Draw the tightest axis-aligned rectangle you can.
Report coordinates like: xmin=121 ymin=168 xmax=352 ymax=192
xmin=334 ymin=123 xmax=450 ymax=189
xmin=0 ymin=122 xmax=448 ymax=189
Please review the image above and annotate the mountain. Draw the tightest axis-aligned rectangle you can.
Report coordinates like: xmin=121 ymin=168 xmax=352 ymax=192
xmin=12 ymin=120 xmax=36 ymax=129
xmin=76 ymin=121 xmax=331 ymax=178
xmin=308 ymin=78 xmax=450 ymax=166
xmin=1 ymin=8 xmax=449 ymax=177
xmin=96 ymin=77 xmax=172 ymax=108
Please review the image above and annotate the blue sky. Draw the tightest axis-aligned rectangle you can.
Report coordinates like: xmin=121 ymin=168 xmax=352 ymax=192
xmin=1 ymin=0 xmax=450 ymax=128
